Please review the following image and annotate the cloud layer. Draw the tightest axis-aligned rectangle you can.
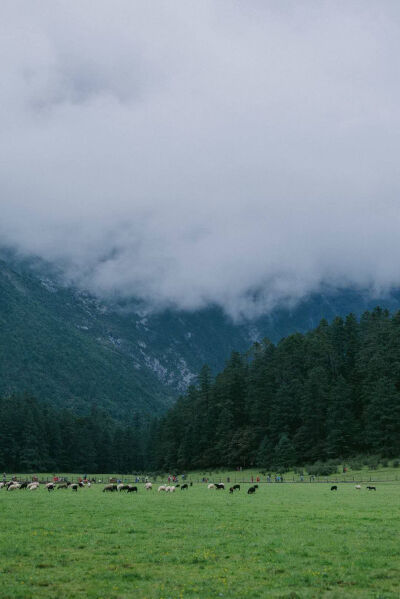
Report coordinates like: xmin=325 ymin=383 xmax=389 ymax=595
xmin=1 ymin=1 xmax=400 ymax=318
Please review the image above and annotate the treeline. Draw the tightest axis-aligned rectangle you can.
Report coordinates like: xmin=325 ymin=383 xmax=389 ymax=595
xmin=147 ymin=308 xmax=400 ymax=471
xmin=3 ymin=307 xmax=400 ymax=474
xmin=0 ymin=395 xmax=148 ymax=473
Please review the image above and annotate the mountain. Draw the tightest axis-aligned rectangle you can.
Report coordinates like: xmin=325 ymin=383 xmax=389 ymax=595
xmin=2 ymin=250 xmax=400 ymax=419
xmin=0 ymin=254 xmax=252 ymax=418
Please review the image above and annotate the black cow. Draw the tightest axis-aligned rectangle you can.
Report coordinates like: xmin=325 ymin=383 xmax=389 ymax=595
xmin=127 ymin=486 xmax=138 ymax=493
xmin=247 ymin=486 xmax=256 ymax=494
xmin=232 ymin=484 xmax=240 ymax=491
xmin=330 ymin=485 xmax=338 ymax=491
xmin=181 ymin=484 xmax=188 ymax=490
xmin=215 ymin=483 xmax=225 ymax=490
xmin=366 ymin=486 xmax=376 ymax=491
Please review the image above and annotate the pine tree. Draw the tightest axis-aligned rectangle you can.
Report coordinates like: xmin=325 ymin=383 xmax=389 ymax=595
xmin=274 ymin=433 xmax=296 ymax=471
xmin=326 ymin=376 xmax=357 ymax=457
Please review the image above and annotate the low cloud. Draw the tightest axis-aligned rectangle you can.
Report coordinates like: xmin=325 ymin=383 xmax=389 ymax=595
xmin=1 ymin=1 xmax=400 ymax=318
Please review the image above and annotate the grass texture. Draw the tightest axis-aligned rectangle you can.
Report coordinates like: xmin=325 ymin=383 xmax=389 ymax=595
xmin=0 ymin=482 xmax=399 ymax=598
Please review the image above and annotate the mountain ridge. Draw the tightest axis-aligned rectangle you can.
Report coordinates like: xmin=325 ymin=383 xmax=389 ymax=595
xmin=2 ymin=252 xmax=400 ymax=419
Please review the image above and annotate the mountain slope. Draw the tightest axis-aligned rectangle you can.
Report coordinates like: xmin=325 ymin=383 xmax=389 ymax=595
xmin=2 ymin=253 xmax=400 ymax=419
xmin=0 ymin=260 xmax=171 ymax=417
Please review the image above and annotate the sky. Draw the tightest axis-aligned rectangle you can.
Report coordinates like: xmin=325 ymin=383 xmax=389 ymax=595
xmin=1 ymin=1 xmax=400 ymax=319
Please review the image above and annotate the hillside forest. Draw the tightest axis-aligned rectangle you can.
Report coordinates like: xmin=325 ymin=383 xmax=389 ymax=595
xmin=1 ymin=307 xmax=400 ymax=473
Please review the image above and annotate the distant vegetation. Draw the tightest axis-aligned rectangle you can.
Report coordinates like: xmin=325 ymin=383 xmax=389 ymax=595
xmin=0 ymin=394 xmax=147 ymax=473
xmin=2 ymin=307 xmax=400 ymax=475
xmin=148 ymin=307 xmax=400 ymax=472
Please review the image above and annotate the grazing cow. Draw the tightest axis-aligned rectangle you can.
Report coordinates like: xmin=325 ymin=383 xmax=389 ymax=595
xmin=330 ymin=485 xmax=338 ymax=491
xmin=127 ymin=486 xmax=138 ymax=493
xmin=181 ymin=484 xmax=188 ymax=490
xmin=215 ymin=483 xmax=225 ymax=490
xmin=232 ymin=484 xmax=240 ymax=491
xmin=103 ymin=484 xmax=117 ymax=492
xmin=145 ymin=482 xmax=153 ymax=491
xmin=366 ymin=486 xmax=376 ymax=491
xmin=355 ymin=485 xmax=362 ymax=490
xmin=247 ymin=486 xmax=256 ymax=494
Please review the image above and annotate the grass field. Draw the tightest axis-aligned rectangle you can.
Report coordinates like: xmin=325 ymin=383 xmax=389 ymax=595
xmin=1 ymin=480 xmax=399 ymax=598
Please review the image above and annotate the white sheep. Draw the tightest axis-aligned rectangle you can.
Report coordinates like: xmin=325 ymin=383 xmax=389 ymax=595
xmin=7 ymin=483 xmax=21 ymax=491
xmin=208 ymin=483 xmax=215 ymax=490
xmin=28 ymin=482 xmax=39 ymax=491
xmin=168 ymin=486 xmax=176 ymax=493
xmin=145 ymin=482 xmax=153 ymax=490
xmin=158 ymin=485 xmax=166 ymax=492
xmin=355 ymin=485 xmax=362 ymax=490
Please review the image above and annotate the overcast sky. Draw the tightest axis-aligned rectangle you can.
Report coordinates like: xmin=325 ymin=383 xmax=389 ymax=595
xmin=1 ymin=1 xmax=400 ymax=318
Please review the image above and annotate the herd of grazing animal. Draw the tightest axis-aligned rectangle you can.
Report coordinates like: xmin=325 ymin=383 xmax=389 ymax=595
xmin=0 ymin=480 xmax=91 ymax=492
xmin=0 ymin=479 xmax=380 ymax=496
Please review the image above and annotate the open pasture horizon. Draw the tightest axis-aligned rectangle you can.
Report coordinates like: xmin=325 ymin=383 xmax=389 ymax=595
xmin=8 ymin=462 xmax=400 ymax=485
xmin=1 ymin=479 xmax=399 ymax=598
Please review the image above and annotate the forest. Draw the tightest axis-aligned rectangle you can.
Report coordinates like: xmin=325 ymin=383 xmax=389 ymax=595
xmin=148 ymin=307 xmax=400 ymax=472
xmin=0 ymin=395 xmax=148 ymax=473
xmin=2 ymin=307 xmax=400 ymax=474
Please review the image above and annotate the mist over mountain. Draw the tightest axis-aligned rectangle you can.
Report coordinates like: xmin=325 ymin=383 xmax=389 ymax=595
xmin=2 ymin=2 xmax=400 ymax=319
xmin=2 ymin=251 xmax=400 ymax=420
xmin=2 ymin=3 xmax=400 ymax=420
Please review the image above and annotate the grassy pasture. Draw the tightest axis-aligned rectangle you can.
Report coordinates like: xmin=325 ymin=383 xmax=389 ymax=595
xmin=0 ymin=482 xmax=399 ymax=598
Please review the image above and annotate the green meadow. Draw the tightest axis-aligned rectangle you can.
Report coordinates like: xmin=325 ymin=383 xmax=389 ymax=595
xmin=1 ymin=481 xmax=399 ymax=598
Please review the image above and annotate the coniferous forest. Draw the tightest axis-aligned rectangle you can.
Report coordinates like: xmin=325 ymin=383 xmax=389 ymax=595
xmin=148 ymin=308 xmax=400 ymax=472
xmin=0 ymin=396 xmax=147 ymax=473
xmin=2 ymin=307 xmax=400 ymax=474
